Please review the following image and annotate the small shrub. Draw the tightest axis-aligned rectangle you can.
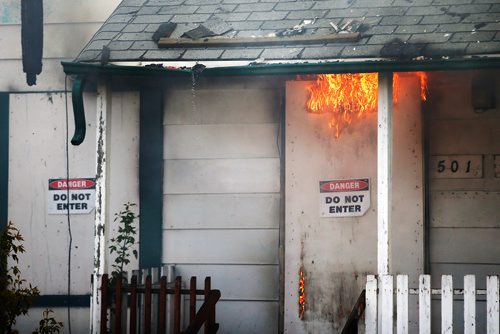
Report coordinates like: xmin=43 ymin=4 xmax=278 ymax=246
xmin=109 ymin=203 xmax=139 ymax=281
xmin=32 ymin=309 xmax=63 ymax=334
xmin=0 ymin=222 xmax=40 ymax=333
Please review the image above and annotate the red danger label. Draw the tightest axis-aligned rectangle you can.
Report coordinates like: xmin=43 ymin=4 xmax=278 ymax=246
xmin=320 ymin=179 xmax=369 ymax=193
xmin=49 ymin=178 xmax=96 ymax=190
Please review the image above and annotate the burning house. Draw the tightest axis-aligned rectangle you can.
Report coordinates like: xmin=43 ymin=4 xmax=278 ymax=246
xmin=4 ymin=0 xmax=500 ymax=332
xmin=64 ymin=0 xmax=500 ymax=332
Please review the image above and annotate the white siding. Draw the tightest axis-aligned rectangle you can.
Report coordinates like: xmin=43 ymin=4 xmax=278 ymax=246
xmin=170 ymin=264 xmax=279 ymax=300
xmin=0 ymin=0 xmax=120 ymax=91
xmin=14 ymin=307 xmax=91 ymax=333
xmin=106 ymin=92 xmax=141 ymax=273
xmin=3 ymin=0 xmax=121 ymax=332
xmin=163 ymin=78 xmax=281 ymax=334
xmin=164 ymin=86 xmax=279 ymax=125
xmin=164 ymin=124 xmax=279 ymax=159
xmin=216 ymin=301 xmax=279 ymax=333
xmin=164 ymin=158 xmax=280 ymax=194
xmin=430 ymin=192 xmax=500 ymax=228
xmin=164 ymin=229 xmax=279 ymax=264
xmin=9 ymin=92 xmax=97 ymax=295
xmin=284 ymin=76 xmax=424 ymax=333
xmin=428 ymin=71 xmax=500 ymax=333
xmin=164 ymin=193 xmax=280 ymax=229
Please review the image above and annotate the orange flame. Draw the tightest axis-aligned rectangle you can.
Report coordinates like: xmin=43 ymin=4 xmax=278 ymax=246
xmin=306 ymin=72 xmax=428 ymax=138
xmin=299 ymin=266 xmax=306 ymax=320
xmin=415 ymin=71 xmax=428 ymax=101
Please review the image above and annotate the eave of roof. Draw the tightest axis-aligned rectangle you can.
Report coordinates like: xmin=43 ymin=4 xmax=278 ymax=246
xmin=63 ymin=55 xmax=500 ymax=146
xmin=62 ymin=55 xmax=500 ymax=79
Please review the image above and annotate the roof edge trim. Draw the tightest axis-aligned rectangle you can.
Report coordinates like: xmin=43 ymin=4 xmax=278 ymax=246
xmin=62 ymin=57 xmax=500 ymax=78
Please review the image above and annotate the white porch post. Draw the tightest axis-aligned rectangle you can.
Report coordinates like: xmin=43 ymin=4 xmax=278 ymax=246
xmin=90 ymin=82 xmax=112 ymax=334
xmin=377 ymin=72 xmax=393 ymax=275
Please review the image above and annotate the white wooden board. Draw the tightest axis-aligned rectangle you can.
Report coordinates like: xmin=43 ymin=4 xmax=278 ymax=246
xmin=0 ymin=59 xmax=68 ymax=91
xmin=44 ymin=0 xmax=120 ymax=23
xmin=167 ymin=264 xmax=279 ymax=300
xmin=215 ymin=300 xmax=279 ymax=334
xmin=429 ymin=119 xmax=500 ymax=154
xmin=164 ymin=158 xmax=280 ymax=194
xmin=0 ymin=25 xmax=21 ymax=59
xmin=163 ymin=229 xmax=279 ymax=265
xmin=430 ymin=191 xmax=500 ymax=228
xmin=9 ymin=93 xmax=96 ymax=294
xmin=430 ymin=155 xmax=483 ymax=179
xmin=0 ymin=0 xmax=118 ymax=24
xmin=162 ymin=82 xmax=281 ymax=333
xmin=431 ymin=299 xmax=488 ymax=334
xmin=15 ymin=307 xmax=90 ymax=333
xmin=164 ymin=193 xmax=280 ymax=229
xmin=43 ymin=23 xmax=105 ymax=58
xmin=285 ymin=76 xmax=424 ymax=331
xmin=164 ymin=88 xmax=279 ymax=125
xmin=107 ymin=92 xmax=140 ymax=273
xmin=430 ymin=228 xmax=500 ymax=263
xmin=430 ymin=264 xmax=500 ymax=290
xmin=164 ymin=124 xmax=279 ymax=159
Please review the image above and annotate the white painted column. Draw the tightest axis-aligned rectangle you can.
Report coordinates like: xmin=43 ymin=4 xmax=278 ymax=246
xmin=377 ymin=72 xmax=393 ymax=275
xmin=90 ymin=82 xmax=112 ymax=334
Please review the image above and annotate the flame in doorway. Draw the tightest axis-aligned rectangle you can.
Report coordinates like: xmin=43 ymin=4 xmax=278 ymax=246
xmin=306 ymin=72 xmax=428 ymax=138
xmin=299 ymin=266 xmax=306 ymax=320
xmin=416 ymin=71 xmax=428 ymax=101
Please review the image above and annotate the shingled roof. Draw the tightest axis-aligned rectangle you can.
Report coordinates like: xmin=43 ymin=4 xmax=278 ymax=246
xmin=76 ymin=0 xmax=500 ymax=64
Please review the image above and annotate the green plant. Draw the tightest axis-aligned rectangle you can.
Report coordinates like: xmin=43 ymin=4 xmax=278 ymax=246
xmin=32 ymin=309 xmax=63 ymax=334
xmin=109 ymin=203 xmax=138 ymax=280
xmin=0 ymin=222 xmax=40 ymax=333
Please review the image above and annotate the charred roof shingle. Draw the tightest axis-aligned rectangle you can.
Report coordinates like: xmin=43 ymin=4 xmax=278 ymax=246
xmin=76 ymin=0 xmax=500 ymax=63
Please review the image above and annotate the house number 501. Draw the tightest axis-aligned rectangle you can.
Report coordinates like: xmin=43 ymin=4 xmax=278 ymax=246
xmin=431 ymin=155 xmax=483 ymax=179
xmin=437 ymin=160 xmax=471 ymax=173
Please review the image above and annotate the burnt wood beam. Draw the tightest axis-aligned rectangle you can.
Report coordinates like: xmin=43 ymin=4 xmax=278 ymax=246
xmin=158 ymin=33 xmax=360 ymax=48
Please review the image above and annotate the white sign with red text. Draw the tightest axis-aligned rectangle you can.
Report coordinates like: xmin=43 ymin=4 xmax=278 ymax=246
xmin=319 ymin=178 xmax=370 ymax=218
xmin=48 ymin=178 xmax=96 ymax=214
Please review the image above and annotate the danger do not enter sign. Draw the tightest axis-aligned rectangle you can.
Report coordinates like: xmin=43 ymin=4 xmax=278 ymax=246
xmin=319 ymin=178 xmax=370 ymax=218
xmin=48 ymin=178 xmax=96 ymax=214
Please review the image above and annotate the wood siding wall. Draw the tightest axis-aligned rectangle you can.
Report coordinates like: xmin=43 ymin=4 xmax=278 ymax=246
xmin=3 ymin=0 xmax=121 ymax=330
xmin=0 ymin=0 xmax=119 ymax=91
xmin=285 ymin=77 xmax=424 ymax=333
xmin=162 ymin=77 xmax=282 ymax=333
xmin=428 ymin=70 xmax=500 ymax=332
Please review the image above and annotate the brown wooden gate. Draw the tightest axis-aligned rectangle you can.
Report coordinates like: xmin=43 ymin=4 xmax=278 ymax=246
xmin=100 ymin=274 xmax=220 ymax=333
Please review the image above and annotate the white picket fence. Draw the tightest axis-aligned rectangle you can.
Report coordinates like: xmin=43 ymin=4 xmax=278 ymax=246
xmin=365 ymin=274 xmax=500 ymax=334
